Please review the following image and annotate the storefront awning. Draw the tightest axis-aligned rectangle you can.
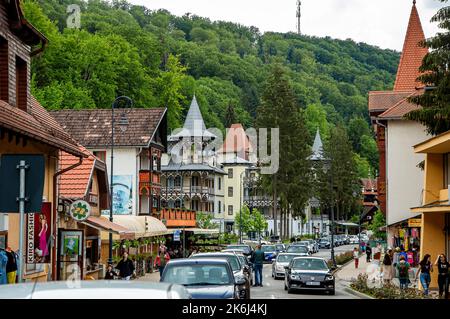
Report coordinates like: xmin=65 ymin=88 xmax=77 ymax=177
xmin=111 ymin=215 xmax=172 ymax=238
xmin=166 ymin=228 xmax=220 ymax=235
xmin=82 ymin=216 xmax=135 ymax=240
xmin=335 ymin=222 xmax=359 ymax=227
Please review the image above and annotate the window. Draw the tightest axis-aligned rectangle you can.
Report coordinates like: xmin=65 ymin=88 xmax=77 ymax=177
xmin=228 ymin=168 xmax=233 ymax=179
xmin=0 ymin=37 xmax=8 ymax=102
xmin=218 ymin=201 xmax=222 ymax=214
xmin=218 ymin=177 xmax=222 ymax=190
xmin=93 ymin=151 xmax=106 ymax=163
xmin=15 ymin=56 xmax=27 ymax=111
xmin=174 ymin=176 xmax=182 ymax=188
xmin=228 ymin=187 xmax=233 ymax=197
xmin=228 ymin=205 xmax=233 ymax=216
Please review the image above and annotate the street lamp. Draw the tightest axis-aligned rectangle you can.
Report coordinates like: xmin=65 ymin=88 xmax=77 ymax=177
xmin=239 ymin=170 xmax=245 ymax=244
xmin=109 ymin=96 xmax=133 ymax=265
xmin=324 ymin=159 xmax=336 ymax=268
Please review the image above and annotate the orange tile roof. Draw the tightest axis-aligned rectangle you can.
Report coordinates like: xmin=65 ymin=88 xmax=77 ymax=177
xmin=378 ymin=91 xmax=421 ymax=119
xmin=368 ymin=91 xmax=412 ymax=112
xmin=0 ymin=97 xmax=85 ymax=157
xmin=393 ymin=1 xmax=428 ymax=91
xmin=59 ymin=145 xmax=105 ymax=199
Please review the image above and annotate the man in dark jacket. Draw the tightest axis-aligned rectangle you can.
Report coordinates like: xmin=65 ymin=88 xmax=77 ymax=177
xmin=366 ymin=243 xmax=372 ymax=263
xmin=116 ymin=252 xmax=135 ymax=280
xmin=250 ymin=245 xmax=265 ymax=287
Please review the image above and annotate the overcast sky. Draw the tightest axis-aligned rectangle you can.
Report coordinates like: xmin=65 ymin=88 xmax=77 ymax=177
xmin=127 ymin=0 xmax=445 ymax=51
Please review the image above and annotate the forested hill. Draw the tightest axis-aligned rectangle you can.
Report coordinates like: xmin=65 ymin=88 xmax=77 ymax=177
xmin=24 ymin=0 xmax=399 ymax=174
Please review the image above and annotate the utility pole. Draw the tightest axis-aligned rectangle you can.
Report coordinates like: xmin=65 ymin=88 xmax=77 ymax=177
xmin=296 ymin=0 xmax=302 ymax=35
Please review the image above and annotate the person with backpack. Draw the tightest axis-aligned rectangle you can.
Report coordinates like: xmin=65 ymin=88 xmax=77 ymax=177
xmin=397 ymin=256 xmax=411 ymax=291
xmin=435 ymin=254 xmax=449 ymax=299
xmin=415 ymin=254 xmax=433 ymax=296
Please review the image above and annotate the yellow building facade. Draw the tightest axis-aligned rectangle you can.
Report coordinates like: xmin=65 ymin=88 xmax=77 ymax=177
xmin=411 ymin=130 xmax=450 ymax=289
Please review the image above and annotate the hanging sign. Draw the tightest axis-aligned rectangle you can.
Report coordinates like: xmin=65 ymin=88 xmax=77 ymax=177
xmin=408 ymin=218 xmax=421 ymax=228
xmin=70 ymin=200 xmax=91 ymax=222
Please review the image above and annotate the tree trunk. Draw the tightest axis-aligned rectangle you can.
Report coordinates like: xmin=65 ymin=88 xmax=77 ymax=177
xmin=280 ymin=208 xmax=284 ymax=240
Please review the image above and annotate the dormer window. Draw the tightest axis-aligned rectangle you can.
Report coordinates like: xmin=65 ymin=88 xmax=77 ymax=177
xmin=0 ymin=37 xmax=8 ymax=102
xmin=15 ymin=56 xmax=27 ymax=111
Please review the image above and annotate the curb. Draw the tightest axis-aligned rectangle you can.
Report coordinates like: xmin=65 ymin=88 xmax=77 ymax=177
xmin=343 ymin=286 xmax=375 ymax=299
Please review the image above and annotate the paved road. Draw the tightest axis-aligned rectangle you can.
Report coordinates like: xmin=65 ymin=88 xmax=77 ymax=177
xmin=251 ymin=245 xmax=360 ymax=299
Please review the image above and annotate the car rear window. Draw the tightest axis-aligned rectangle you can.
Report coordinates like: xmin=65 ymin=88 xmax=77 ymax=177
xmin=163 ymin=264 xmax=233 ymax=286
xmin=286 ymin=246 xmax=308 ymax=253
xmin=193 ymin=255 xmax=241 ymax=272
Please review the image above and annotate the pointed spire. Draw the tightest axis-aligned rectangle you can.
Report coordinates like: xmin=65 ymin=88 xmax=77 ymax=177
xmin=393 ymin=0 xmax=428 ymax=91
xmin=311 ymin=128 xmax=324 ymax=160
xmin=183 ymin=95 xmax=207 ymax=134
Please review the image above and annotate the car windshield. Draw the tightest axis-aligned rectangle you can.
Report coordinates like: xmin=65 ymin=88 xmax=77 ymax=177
xmin=261 ymin=245 xmax=276 ymax=252
xmin=292 ymin=259 xmax=329 ymax=271
xmin=162 ymin=264 xmax=233 ymax=286
xmin=275 ymin=245 xmax=284 ymax=250
xmin=226 ymin=245 xmax=250 ymax=253
xmin=299 ymin=241 xmax=310 ymax=245
xmin=277 ymin=254 xmax=299 ymax=263
xmin=286 ymin=246 xmax=308 ymax=253
xmin=194 ymin=255 xmax=241 ymax=272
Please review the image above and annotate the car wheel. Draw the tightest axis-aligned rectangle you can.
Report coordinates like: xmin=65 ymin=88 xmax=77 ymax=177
xmin=271 ymin=270 xmax=274 ymax=278
xmin=329 ymin=288 xmax=335 ymax=296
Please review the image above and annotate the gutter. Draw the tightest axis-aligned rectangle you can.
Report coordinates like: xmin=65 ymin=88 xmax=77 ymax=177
xmin=51 ymin=155 xmax=83 ymax=281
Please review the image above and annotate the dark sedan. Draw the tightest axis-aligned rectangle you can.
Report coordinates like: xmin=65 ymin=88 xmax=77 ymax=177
xmin=161 ymin=258 xmax=244 ymax=299
xmin=284 ymin=257 xmax=335 ymax=295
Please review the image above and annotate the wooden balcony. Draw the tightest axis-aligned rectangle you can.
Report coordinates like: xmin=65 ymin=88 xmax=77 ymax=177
xmin=160 ymin=208 xmax=196 ymax=228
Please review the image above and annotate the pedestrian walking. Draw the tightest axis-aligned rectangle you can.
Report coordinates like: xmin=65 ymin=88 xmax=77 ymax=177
xmin=381 ymin=249 xmax=394 ymax=284
xmin=154 ymin=248 xmax=170 ymax=278
xmin=397 ymin=256 xmax=411 ymax=291
xmin=116 ymin=252 xmax=135 ymax=280
xmin=353 ymin=247 xmax=359 ymax=269
xmin=435 ymin=254 xmax=449 ymax=299
xmin=366 ymin=243 xmax=372 ymax=263
xmin=360 ymin=241 xmax=366 ymax=253
xmin=104 ymin=264 xmax=118 ymax=280
xmin=250 ymin=244 xmax=264 ymax=287
xmin=415 ymin=254 xmax=433 ymax=296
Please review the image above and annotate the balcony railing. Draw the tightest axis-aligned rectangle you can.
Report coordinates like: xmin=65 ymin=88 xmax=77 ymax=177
xmin=159 ymin=208 xmax=196 ymax=227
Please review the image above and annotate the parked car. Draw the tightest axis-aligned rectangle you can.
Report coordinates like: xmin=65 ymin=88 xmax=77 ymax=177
xmin=297 ymin=241 xmax=315 ymax=254
xmin=319 ymin=238 xmax=331 ymax=249
xmin=234 ymin=252 xmax=254 ymax=286
xmin=272 ymin=253 xmax=307 ymax=279
xmin=0 ymin=281 xmax=191 ymax=299
xmin=284 ymin=257 xmax=336 ymax=295
xmin=260 ymin=244 xmax=278 ymax=262
xmin=286 ymin=245 xmax=310 ymax=255
xmin=275 ymin=243 xmax=286 ymax=253
xmin=349 ymin=235 xmax=359 ymax=244
xmin=160 ymin=258 xmax=243 ymax=299
xmin=190 ymin=252 xmax=250 ymax=299
xmin=306 ymin=239 xmax=319 ymax=253
xmin=225 ymin=244 xmax=253 ymax=257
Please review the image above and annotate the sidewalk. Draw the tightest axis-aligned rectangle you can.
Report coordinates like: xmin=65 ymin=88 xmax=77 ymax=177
xmin=136 ymin=271 xmax=161 ymax=282
xmin=335 ymin=255 xmax=439 ymax=298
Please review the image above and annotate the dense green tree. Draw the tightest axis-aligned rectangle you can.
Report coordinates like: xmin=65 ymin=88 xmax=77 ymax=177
xmin=256 ymin=64 xmax=313 ymax=238
xmin=225 ymin=102 xmax=237 ymax=128
xmin=347 ymin=117 xmax=371 ymax=153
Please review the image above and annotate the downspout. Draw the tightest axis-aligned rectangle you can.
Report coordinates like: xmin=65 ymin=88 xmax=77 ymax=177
xmin=51 ymin=155 xmax=83 ymax=281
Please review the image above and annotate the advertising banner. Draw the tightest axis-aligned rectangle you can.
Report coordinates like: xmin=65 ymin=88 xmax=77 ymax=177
xmin=112 ymin=175 xmax=133 ymax=215
xmin=26 ymin=203 xmax=51 ymax=264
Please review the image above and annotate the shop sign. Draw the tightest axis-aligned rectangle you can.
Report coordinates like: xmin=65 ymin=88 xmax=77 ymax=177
xmin=70 ymin=200 xmax=91 ymax=222
xmin=173 ymin=230 xmax=181 ymax=242
xmin=408 ymin=218 xmax=422 ymax=228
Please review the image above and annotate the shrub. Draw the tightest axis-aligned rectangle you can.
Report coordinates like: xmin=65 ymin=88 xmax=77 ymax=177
xmin=350 ymin=273 xmax=435 ymax=299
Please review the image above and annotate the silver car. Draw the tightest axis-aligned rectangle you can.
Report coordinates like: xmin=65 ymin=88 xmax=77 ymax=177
xmin=272 ymin=253 xmax=309 ymax=279
xmin=0 ymin=281 xmax=191 ymax=299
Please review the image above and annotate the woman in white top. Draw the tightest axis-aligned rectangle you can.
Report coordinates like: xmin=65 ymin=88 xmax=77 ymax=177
xmin=353 ymin=247 xmax=359 ymax=269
